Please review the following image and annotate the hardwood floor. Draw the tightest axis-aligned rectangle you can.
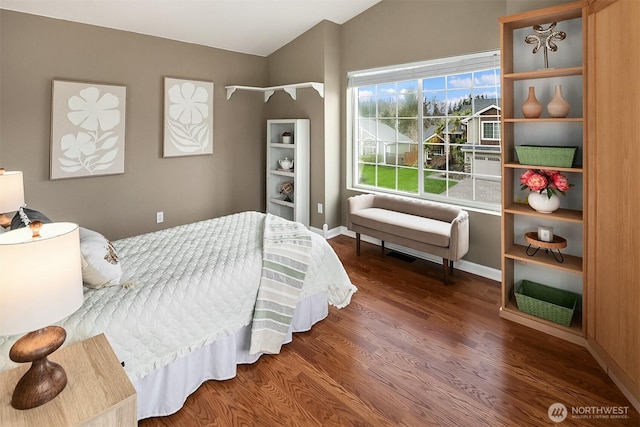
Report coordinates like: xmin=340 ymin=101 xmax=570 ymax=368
xmin=139 ymin=235 xmax=639 ymax=426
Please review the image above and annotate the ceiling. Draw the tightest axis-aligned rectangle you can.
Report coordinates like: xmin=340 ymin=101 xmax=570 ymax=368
xmin=0 ymin=0 xmax=381 ymax=57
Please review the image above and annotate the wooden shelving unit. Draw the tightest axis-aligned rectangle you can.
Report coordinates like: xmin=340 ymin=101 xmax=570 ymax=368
xmin=503 ymin=117 xmax=583 ymax=123
xmin=499 ymin=1 xmax=588 ymax=344
xmin=504 ymin=244 xmax=582 ymax=274
xmin=501 ymin=298 xmax=584 ymax=345
xmin=503 ymin=203 xmax=583 ymax=222
xmin=504 ymin=162 xmax=583 ymax=173
xmin=503 ymin=65 xmax=583 ymax=81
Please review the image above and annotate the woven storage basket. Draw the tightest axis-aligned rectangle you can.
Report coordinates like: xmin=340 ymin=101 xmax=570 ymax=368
xmin=515 ymin=280 xmax=579 ymax=327
xmin=515 ymin=145 xmax=577 ymax=167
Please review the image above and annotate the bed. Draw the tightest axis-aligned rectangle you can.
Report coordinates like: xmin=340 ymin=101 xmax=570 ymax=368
xmin=0 ymin=210 xmax=357 ymax=420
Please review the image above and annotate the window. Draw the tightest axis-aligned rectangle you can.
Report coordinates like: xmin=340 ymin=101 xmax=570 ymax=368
xmin=483 ymin=121 xmax=501 ymax=140
xmin=348 ymin=51 xmax=501 ymax=210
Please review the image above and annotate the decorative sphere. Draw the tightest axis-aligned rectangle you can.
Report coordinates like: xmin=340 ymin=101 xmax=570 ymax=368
xmin=279 ymin=181 xmax=294 ymax=195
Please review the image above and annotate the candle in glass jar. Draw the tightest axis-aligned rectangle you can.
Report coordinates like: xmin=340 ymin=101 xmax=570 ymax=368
xmin=538 ymin=226 xmax=554 ymax=242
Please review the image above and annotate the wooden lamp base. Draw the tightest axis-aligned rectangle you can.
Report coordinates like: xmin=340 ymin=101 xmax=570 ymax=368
xmin=0 ymin=213 xmax=12 ymax=229
xmin=9 ymin=326 xmax=68 ymax=410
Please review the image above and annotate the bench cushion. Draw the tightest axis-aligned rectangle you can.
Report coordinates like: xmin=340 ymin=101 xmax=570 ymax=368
xmin=372 ymin=194 xmax=461 ymax=223
xmin=350 ymin=208 xmax=451 ymax=248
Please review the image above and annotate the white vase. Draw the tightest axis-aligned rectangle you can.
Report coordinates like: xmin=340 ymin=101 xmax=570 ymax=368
xmin=527 ymin=192 xmax=560 ymax=214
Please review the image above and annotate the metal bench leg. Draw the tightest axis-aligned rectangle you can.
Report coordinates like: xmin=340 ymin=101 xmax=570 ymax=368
xmin=356 ymin=233 xmax=361 ymax=256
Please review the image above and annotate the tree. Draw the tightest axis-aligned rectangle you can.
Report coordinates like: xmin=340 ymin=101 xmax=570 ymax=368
xmin=398 ymin=92 xmax=418 ymax=140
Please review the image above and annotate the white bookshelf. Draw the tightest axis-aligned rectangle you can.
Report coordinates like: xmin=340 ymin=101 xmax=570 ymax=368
xmin=266 ymin=119 xmax=310 ymax=227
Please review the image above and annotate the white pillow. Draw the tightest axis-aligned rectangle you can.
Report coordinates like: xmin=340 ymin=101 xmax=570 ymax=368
xmin=79 ymin=227 xmax=121 ymax=289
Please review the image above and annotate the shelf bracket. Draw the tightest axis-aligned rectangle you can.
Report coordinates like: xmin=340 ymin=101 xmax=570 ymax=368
xmin=264 ymin=90 xmax=276 ymax=102
xmin=310 ymin=82 xmax=324 ymax=98
xmin=225 ymin=86 xmax=237 ymax=100
xmin=283 ymin=87 xmax=297 ymax=100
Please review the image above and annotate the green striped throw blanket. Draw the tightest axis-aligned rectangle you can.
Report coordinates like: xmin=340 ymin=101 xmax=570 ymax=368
xmin=250 ymin=214 xmax=312 ymax=354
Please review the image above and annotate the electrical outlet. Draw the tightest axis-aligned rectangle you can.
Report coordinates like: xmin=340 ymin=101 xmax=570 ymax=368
xmin=156 ymin=211 xmax=164 ymax=223
xmin=317 ymin=203 xmax=323 ymax=214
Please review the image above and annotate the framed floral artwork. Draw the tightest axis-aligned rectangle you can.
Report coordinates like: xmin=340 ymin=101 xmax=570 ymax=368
xmin=163 ymin=77 xmax=214 ymax=157
xmin=50 ymin=80 xmax=126 ymax=180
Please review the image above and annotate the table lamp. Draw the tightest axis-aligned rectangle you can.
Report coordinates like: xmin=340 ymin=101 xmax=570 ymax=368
xmin=0 ymin=169 xmax=25 ymax=227
xmin=0 ymin=222 xmax=84 ymax=409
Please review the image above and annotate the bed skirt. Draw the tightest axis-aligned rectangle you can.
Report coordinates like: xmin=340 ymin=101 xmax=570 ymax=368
xmin=135 ymin=291 xmax=328 ymax=420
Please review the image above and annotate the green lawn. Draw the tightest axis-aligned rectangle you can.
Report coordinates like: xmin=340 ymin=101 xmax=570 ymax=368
xmin=358 ymin=164 xmax=458 ymax=194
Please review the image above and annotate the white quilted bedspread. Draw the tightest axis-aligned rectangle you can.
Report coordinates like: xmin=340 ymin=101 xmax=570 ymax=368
xmin=0 ymin=211 xmax=356 ymax=382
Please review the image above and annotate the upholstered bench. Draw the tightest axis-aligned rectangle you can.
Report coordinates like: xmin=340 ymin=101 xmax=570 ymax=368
xmin=347 ymin=194 xmax=469 ymax=284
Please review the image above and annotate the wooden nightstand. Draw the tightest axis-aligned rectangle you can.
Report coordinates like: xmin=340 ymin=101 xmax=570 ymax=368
xmin=0 ymin=333 xmax=136 ymax=426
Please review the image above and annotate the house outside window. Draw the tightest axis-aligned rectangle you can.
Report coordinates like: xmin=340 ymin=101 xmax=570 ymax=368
xmin=348 ymin=51 xmax=501 ymax=210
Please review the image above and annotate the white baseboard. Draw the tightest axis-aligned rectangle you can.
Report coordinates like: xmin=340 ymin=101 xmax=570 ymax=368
xmin=310 ymin=224 xmax=343 ymax=240
xmin=334 ymin=226 xmax=501 ymax=282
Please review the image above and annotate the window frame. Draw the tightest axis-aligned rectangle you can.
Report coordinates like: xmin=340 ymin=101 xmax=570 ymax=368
xmin=347 ymin=50 xmax=502 ymax=212
xmin=482 ymin=121 xmax=501 ymax=141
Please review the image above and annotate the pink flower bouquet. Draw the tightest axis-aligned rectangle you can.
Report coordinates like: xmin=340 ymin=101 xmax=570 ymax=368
xmin=520 ymin=169 xmax=572 ymax=199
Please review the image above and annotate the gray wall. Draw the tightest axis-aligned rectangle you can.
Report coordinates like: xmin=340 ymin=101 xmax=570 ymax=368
xmin=266 ymin=20 xmax=343 ymax=231
xmin=0 ymin=0 xmax=572 ymax=270
xmin=265 ymin=21 xmax=327 ymax=230
xmin=0 ymin=10 xmax=267 ymax=240
xmin=506 ymin=0 xmax=573 ymax=14
xmin=340 ymin=0 xmax=505 ymax=269
xmin=337 ymin=0 xmax=572 ymax=270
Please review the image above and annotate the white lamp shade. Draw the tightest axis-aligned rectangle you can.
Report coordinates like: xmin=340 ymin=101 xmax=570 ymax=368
xmin=0 ymin=171 xmax=25 ymax=213
xmin=0 ymin=223 xmax=84 ymax=336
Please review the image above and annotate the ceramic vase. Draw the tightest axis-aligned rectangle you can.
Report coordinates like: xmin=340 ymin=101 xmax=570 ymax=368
xmin=528 ymin=192 xmax=560 ymax=214
xmin=521 ymin=86 xmax=542 ymax=118
xmin=547 ymin=85 xmax=570 ymax=118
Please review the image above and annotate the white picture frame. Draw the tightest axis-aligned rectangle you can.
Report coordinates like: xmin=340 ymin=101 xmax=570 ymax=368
xmin=163 ymin=77 xmax=214 ymax=157
xmin=50 ymin=80 xmax=126 ymax=180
